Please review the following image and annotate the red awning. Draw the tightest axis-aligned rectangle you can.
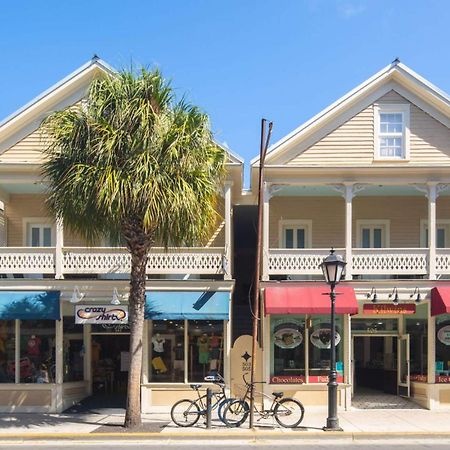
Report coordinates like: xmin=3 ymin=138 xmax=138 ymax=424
xmin=431 ymin=287 xmax=450 ymax=316
xmin=264 ymin=284 xmax=358 ymax=315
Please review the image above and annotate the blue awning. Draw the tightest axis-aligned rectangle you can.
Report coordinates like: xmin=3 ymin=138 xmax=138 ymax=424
xmin=0 ymin=291 xmax=60 ymax=320
xmin=145 ymin=290 xmax=230 ymax=320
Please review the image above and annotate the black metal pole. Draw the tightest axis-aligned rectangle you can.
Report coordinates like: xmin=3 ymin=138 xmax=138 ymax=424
xmin=206 ymin=387 xmax=212 ymax=429
xmin=324 ymin=283 xmax=342 ymax=431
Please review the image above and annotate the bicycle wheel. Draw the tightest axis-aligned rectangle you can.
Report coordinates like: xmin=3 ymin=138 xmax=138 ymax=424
xmin=223 ymin=399 xmax=250 ymax=428
xmin=170 ymin=399 xmax=200 ymax=427
xmin=273 ymin=398 xmax=305 ymax=428
xmin=218 ymin=397 xmax=235 ymax=424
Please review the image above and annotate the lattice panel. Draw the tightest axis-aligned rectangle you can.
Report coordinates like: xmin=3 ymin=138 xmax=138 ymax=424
xmin=436 ymin=253 xmax=450 ymax=273
xmin=0 ymin=251 xmax=55 ymax=273
xmin=352 ymin=252 xmax=428 ymax=275
xmin=268 ymin=252 xmax=326 ymax=275
xmin=147 ymin=252 xmax=224 ymax=274
xmin=63 ymin=250 xmax=131 ymax=274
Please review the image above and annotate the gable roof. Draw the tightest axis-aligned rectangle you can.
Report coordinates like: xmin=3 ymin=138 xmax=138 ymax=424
xmin=251 ymin=60 xmax=450 ymax=166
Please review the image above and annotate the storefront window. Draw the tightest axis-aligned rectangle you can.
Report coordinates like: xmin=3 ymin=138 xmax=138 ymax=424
xmin=63 ymin=317 xmax=84 ymax=382
xmin=19 ymin=320 xmax=55 ymax=383
xmin=436 ymin=314 xmax=450 ymax=383
xmin=188 ymin=321 xmax=224 ymax=382
xmin=270 ymin=315 xmax=305 ymax=383
xmin=149 ymin=320 xmax=185 ymax=382
xmin=309 ymin=315 xmax=343 ymax=382
xmin=405 ymin=303 xmax=428 ymax=382
xmin=0 ymin=321 xmax=15 ymax=383
xmin=351 ymin=318 xmax=398 ymax=333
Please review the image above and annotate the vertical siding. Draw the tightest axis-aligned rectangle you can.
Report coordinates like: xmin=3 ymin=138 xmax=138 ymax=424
xmin=287 ymin=89 xmax=450 ymax=166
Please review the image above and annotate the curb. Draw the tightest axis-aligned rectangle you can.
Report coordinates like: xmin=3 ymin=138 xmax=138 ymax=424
xmin=0 ymin=430 xmax=450 ymax=441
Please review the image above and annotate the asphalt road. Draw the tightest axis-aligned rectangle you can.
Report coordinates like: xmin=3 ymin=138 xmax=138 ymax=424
xmin=0 ymin=440 xmax=449 ymax=449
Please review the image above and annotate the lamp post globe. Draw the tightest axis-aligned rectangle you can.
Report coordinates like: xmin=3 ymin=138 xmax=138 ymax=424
xmin=319 ymin=248 xmax=346 ymax=432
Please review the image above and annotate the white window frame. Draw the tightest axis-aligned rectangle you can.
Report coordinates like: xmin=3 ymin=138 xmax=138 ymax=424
xmin=420 ymin=219 xmax=450 ymax=248
xmin=374 ymin=103 xmax=410 ymax=161
xmin=278 ymin=220 xmax=312 ymax=248
xmin=356 ymin=219 xmax=390 ymax=248
xmin=22 ymin=218 xmax=55 ymax=246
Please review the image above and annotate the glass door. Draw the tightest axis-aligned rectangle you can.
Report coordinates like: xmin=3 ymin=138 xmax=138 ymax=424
xmin=398 ymin=334 xmax=410 ymax=397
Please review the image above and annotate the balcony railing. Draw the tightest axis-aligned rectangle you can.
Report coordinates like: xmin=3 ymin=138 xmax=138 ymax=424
xmin=268 ymin=247 xmax=443 ymax=278
xmin=0 ymin=247 xmax=227 ymax=277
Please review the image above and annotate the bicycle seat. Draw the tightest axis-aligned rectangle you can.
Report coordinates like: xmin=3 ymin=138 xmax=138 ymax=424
xmin=190 ymin=384 xmax=202 ymax=390
xmin=272 ymin=392 xmax=284 ymax=398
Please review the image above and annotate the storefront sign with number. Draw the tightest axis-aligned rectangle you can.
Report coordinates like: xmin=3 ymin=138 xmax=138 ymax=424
xmin=363 ymin=304 xmax=416 ymax=314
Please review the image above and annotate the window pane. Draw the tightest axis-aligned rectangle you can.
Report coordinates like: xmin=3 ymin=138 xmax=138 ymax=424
xmin=373 ymin=228 xmax=382 ymax=248
xmin=43 ymin=228 xmax=52 ymax=247
xmin=63 ymin=317 xmax=84 ymax=382
xmin=150 ymin=320 xmax=185 ymax=382
xmin=270 ymin=315 xmax=305 ymax=383
xmin=20 ymin=320 xmax=55 ymax=383
xmin=380 ymin=137 xmax=403 ymax=157
xmin=285 ymin=229 xmax=294 ymax=248
xmin=0 ymin=321 xmax=16 ymax=383
xmin=188 ymin=321 xmax=223 ymax=382
xmin=425 ymin=228 xmax=429 ymax=248
xmin=351 ymin=318 xmax=398 ymax=333
xmin=362 ymin=228 xmax=370 ymax=248
xmin=296 ymin=229 xmax=305 ymax=249
xmin=437 ymin=228 xmax=446 ymax=248
xmin=309 ymin=315 xmax=343 ymax=382
xmin=406 ymin=303 xmax=427 ymax=382
xmin=31 ymin=227 xmax=40 ymax=247
xmin=435 ymin=313 xmax=450 ymax=383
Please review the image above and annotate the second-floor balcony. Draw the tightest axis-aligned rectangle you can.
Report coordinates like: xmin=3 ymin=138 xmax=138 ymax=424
xmin=268 ymin=247 xmax=450 ymax=278
xmin=0 ymin=247 xmax=228 ymax=279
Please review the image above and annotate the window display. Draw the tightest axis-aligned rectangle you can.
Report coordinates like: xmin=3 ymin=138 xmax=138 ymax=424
xmin=20 ymin=320 xmax=55 ymax=383
xmin=149 ymin=320 xmax=184 ymax=382
xmin=188 ymin=321 xmax=224 ymax=382
xmin=0 ymin=321 xmax=15 ymax=383
xmin=270 ymin=315 xmax=305 ymax=383
xmin=405 ymin=304 xmax=427 ymax=382
xmin=436 ymin=314 xmax=450 ymax=383
xmin=63 ymin=317 xmax=84 ymax=382
xmin=308 ymin=315 xmax=343 ymax=382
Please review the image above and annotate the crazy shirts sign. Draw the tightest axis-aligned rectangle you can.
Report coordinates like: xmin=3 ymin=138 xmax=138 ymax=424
xmin=75 ymin=305 xmax=128 ymax=324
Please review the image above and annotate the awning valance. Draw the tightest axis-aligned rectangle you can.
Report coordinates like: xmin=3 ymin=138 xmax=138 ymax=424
xmin=0 ymin=291 xmax=60 ymax=320
xmin=431 ymin=287 xmax=450 ymax=316
xmin=264 ymin=284 xmax=358 ymax=315
xmin=145 ymin=290 xmax=230 ymax=320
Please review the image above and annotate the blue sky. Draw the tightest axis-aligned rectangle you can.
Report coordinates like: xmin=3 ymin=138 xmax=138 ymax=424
xmin=0 ymin=1 xmax=449 ymax=185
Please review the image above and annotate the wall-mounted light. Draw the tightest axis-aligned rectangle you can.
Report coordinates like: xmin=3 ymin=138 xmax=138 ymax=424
xmin=389 ymin=287 xmax=399 ymax=305
xmin=366 ymin=287 xmax=378 ymax=303
xmin=70 ymin=286 xmax=85 ymax=304
xmin=410 ymin=287 xmax=421 ymax=304
xmin=111 ymin=288 xmax=121 ymax=305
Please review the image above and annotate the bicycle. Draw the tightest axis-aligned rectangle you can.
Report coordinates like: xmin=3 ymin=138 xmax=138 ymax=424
xmin=170 ymin=373 xmax=241 ymax=427
xmin=223 ymin=373 xmax=305 ymax=428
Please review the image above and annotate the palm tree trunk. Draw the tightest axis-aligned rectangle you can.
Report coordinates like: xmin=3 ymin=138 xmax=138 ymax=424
xmin=124 ymin=244 xmax=148 ymax=428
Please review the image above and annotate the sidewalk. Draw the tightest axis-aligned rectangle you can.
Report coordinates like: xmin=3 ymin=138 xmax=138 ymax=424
xmin=1 ymin=407 xmax=450 ymax=440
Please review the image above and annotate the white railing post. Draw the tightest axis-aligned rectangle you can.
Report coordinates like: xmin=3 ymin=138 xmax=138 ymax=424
xmin=428 ymin=183 xmax=437 ymax=280
xmin=344 ymin=184 xmax=353 ymax=280
xmin=223 ymin=182 xmax=232 ymax=280
xmin=261 ymin=182 xmax=271 ymax=281
xmin=55 ymin=217 xmax=64 ymax=279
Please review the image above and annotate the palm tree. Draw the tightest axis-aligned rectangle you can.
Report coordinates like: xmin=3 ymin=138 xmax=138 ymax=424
xmin=42 ymin=68 xmax=226 ymax=428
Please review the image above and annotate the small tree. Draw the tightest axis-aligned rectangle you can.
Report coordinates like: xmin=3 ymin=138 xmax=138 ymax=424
xmin=42 ymin=68 xmax=226 ymax=427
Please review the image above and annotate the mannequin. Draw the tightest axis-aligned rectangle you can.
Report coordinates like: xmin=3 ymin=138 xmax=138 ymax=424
xmin=197 ymin=333 xmax=209 ymax=376
xmin=151 ymin=333 xmax=167 ymax=374
xmin=27 ymin=334 xmax=42 ymax=366
xmin=209 ymin=332 xmax=222 ymax=372
xmin=152 ymin=333 xmax=166 ymax=354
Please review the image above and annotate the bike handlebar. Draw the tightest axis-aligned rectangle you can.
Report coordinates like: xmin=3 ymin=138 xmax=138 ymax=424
xmin=243 ymin=372 xmax=266 ymax=386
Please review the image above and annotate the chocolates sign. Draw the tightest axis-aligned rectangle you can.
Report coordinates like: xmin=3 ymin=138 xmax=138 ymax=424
xmin=363 ymin=304 xmax=416 ymax=315
xmin=270 ymin=375 xmax=305 ymax=384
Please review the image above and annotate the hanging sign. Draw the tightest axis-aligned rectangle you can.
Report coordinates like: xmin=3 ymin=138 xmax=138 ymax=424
xmin=75 ymin=305 xmax=128 ymax=324
xmin=310 ymin=328 xmax=341 ymax=349
xmin=437 ymin=325 xmax=450 ymax=346
xmin=363 ymin=304 xmax=416 ymax=315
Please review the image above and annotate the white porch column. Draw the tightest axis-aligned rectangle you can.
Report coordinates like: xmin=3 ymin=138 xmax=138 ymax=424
xmin=55 ymin=217 xmax=64 ymax=279
xmin=428 ymin=183 xmax=437 ymax=280
xmin=261 ymin=182 xmax=271 ymax=281
xmin=223 ymin=182 xmax=233 ymax=280
xmin=344 ymin=184 xmax=353 ymax=281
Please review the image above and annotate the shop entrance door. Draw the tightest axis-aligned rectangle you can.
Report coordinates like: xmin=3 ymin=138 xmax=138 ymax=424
xmin=398 ymin=334 xmax=410 ymax=397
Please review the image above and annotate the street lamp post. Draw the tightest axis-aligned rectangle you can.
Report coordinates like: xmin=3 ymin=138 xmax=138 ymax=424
xmin=319 ymin=248 xmax=346 ymax=432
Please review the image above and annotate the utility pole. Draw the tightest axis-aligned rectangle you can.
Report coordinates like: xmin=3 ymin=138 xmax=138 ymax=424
xmin=249 ymin=118 xmax=273 ymax=428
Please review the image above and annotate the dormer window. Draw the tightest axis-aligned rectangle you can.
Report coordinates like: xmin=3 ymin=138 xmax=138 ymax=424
xmin=374 ymin=104 xmax=410 ymax=160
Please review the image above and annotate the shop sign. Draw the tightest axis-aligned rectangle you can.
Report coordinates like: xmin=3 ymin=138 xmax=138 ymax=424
xmin=436 ymin=375 xmax=450 ymax=383
xmin=75 ymin=305 xmax=128 ymax=324
xmin=270 ymin=375 xmax=305 ymax=384
xmin=363 ymin=304 xmax=416 ymax=315
xmin=437 ymin=325 xmax=450 ymax=346
xmin=410 ymin=374 xmax=427 ymax=382
xmin=309 ymin=375 xmax=344 ymax=383
xmin=310 ymin=328 xmax=341 ymax=349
